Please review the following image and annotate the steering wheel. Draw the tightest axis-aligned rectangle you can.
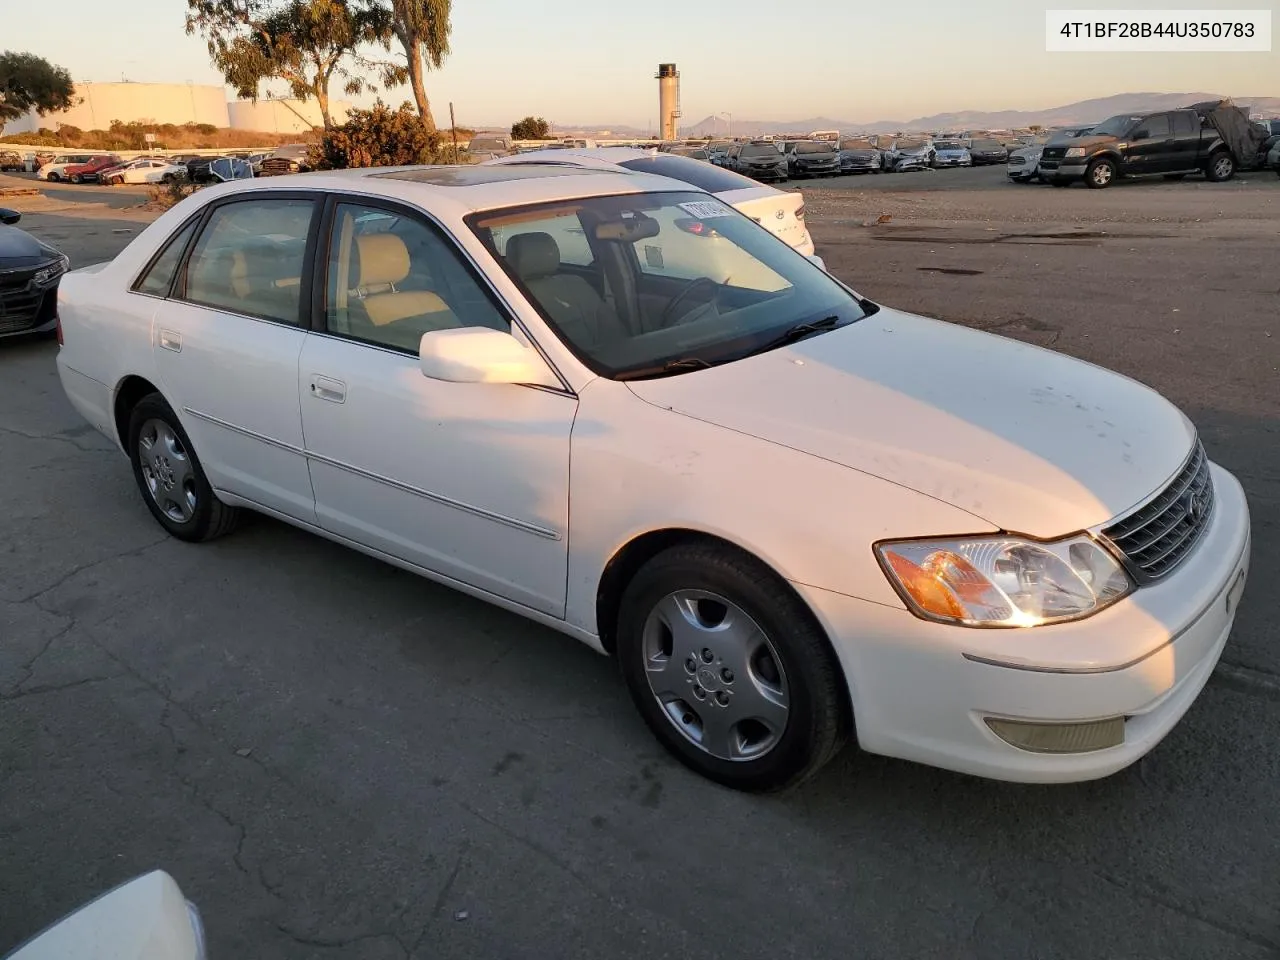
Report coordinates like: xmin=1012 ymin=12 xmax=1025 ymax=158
xmin=658 ymin=276 xmax=720 ymax=328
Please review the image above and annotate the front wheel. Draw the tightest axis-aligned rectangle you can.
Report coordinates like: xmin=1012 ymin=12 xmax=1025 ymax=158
xmin=1085 ymin=157 xmax=1116 ymax=188
xmin=127 ymin=393 xmax=240 ymax=542
xmin=69 ymin=174 xmax=82 ymax=184
xmin=109 ymin=176 xmax=123 ymax=186
xmin=1205 ymin=151 xmax=1235 ymax=182
xmin=616 ymin=542 xmax=849 ymax=792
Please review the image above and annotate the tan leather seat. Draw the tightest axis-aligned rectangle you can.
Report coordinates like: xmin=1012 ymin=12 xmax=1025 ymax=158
xmin=351 ymin=233 xmax=455 ymax=329
xmin=506 ymin=232 xmax=625 ymax=346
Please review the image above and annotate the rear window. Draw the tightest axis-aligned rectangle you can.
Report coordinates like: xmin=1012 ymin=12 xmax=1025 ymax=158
xmin=618 ymin=154 xmax=762 ymax=192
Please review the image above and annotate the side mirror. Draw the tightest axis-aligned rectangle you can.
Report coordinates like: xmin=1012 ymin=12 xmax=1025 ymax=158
xmin=0 ymin=208 xmax=21 ymax=226
xmin=806 ymin=253 xmax=827 ymax=272
xmin=419 ymin=327 xmax=560 ymax=388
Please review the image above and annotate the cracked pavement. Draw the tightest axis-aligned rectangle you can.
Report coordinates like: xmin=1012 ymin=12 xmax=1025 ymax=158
xmin=2 ymin=176 xmax=1279 ymax=958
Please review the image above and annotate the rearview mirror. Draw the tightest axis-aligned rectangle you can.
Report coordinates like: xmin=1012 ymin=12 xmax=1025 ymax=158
xmin=419 ymin=327 xmax=560 ymax=387
xmin=0 ymin=208 xmax=20 ymax=226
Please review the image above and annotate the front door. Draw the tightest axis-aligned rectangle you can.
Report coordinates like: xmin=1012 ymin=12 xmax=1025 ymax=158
xmin=298 ymin=199 xmax=575 ymax=617
xmin=1125 ymin=113 xmax=1174 ymax=174
xmin=151 ymin=194 xmax=319 ymax=522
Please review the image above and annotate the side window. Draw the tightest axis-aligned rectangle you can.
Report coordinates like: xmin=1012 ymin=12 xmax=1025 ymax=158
xmin=1172 ymin=112 xmax=1196 ymax=136
xmin=487 ymin=210 xmax=593 ymax=267
xmin=325 ymin=202 xmax=509 ymax=354
xmin=133 ymin=218 xmax=199 ymax=297
xmin=1141 ymin=114 xmax=1171 ymax=138
xmin=180 ymin=198 xmax=314 ymax=324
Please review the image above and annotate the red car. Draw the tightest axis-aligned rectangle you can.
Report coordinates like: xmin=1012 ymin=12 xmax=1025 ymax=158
xmin=63 ymin=155 xmax=122 ymax=184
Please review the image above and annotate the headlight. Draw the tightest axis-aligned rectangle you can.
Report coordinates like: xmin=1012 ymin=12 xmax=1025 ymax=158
xmin=876 ymin=534 xmax=1132 ymax=627
xmin=1064 ymin=147 xmax=1086 ymax=158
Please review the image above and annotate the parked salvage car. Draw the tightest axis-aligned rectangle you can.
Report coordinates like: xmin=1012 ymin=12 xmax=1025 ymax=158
xmin=63 ymin=155 xmax=124 ymax=184
xmin=467 ymin=136 xmax=514 ymax=161
xmin=53 ymin=164 xmax=1251 ymax=791
xmin=0 ymin=150 xmax=26 ymax=172
xmin=35 ymin=154 xmax=96 ymax=182
xmin=966 ymin=139 xmax=1008 ymax=165
xmin=786 ymin=140 xmax=840 ymax=178
xmin=259 ymin=143 xmax=312 ymax=176
xmin=486 ymin=147 xmax=813 ymax=254
xmin=731 ymin=141 xmax=789 ymax=182
xmin=837 ymin=138 xmax=882 ymax=174
xmin=103 ymin=158 xmax=190 ymax=185
xmin=881 ymin=138 xmax=933 ymax=172
xmin=0 ymin=207 xmax=68 ymax=339
xmin=930 ymin=140 xmax=972 ymax=168
xmin=1039 ymin=103 xmax=1264 ymax=188
xmin=1006 ymin=126 xmax=1094 ymax=183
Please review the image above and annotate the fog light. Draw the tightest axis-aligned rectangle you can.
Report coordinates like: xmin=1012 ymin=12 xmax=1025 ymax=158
xmin=984 ymin=716 xmax=1124 ymax=754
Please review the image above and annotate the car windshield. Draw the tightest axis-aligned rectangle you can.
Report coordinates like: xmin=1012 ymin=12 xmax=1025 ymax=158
xmin=740 ymin=144 xmax=778 ymax=158
xmin=897 ymin=140 xmax=927 ymax=151
xmin=934 ymin=141 xmax=964 ymax=150
xmin=796 ymin=142 xmax=830 ymax=155
xmin=839 ymin=139 xmax=874 ymax=150
xmin=468 ymin=191 xmax=870 ymax=380
xmin=1089 ymin=115 xmax=1141 ymax=137
xmin=971 ymin=140 xmax=1001 ymax=150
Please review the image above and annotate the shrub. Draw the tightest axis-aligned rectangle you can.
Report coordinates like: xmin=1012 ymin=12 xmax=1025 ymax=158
xmin=309 ymin=101 xmax=441 ymax=170
xmin=147 ymin=179 xmax=201 ymax=210
xmin=510 ymin=116 xmax=551 ymax=140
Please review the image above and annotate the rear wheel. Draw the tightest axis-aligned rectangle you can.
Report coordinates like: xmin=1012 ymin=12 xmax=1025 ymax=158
xmin=160 ymin=173 xmax=174 ymax=184
xmin=616 ymin=542 xmax=848 ymax=792
xmin=1205 ymin=151 xmax=1235 ymax=182
xmin=109 ymin=176 xmax=124 ymax=186
xmin=46 ymin=172 xmax=61 ymax=182
xmin=127 ymin=393 xmax=240 ymax=542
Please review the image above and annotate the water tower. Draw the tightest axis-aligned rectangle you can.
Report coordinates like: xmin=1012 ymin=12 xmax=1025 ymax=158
xmin=656 ymin=63 xmax=680 ymax=141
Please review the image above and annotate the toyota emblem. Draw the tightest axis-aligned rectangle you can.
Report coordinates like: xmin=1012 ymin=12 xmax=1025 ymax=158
xmin=1186 ymin=490 xmax=1209 ymax=523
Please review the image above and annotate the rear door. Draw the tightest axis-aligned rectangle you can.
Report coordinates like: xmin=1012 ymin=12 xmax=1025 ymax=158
xmin=1169 ymin=111 xmax=1203 ymax=170
xmin=150 ymin=192 xmax=320 ymax=522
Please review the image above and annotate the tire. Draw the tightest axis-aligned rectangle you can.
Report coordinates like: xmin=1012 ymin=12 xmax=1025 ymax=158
xmin=127 ymin=393 xmax=240 ymax=542
xmin=161 ymin=173 xmax=174 ymax=184
xmin=615 ymin=542 xmax=848 ymax=792
xmin=70 ymin=174 xmax=83 ymax=184
xmin=46 ymin=172 xmax=61 ymax=182
xmin=109 ymin=176 xmax=123 ymax=186
xmin=1084 ymin=157 xmax=1116 ymax=188
xmin=1204 ymin=151 xmax=1235 ymax=182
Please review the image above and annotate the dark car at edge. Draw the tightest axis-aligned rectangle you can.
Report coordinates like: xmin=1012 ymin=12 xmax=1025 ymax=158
xmin=0 ymin=208 xmax=69 ymax=339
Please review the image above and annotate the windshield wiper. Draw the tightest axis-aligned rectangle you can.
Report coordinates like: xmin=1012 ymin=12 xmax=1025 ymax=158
xmin=745 ymin=315 xmax=845 ymax=357
xmin=616 ymin=356 xmax=714 ymax=381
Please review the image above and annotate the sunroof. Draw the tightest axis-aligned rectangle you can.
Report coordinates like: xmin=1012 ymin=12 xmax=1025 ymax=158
xmin=373 ymin=164 xmax=612 ymax=186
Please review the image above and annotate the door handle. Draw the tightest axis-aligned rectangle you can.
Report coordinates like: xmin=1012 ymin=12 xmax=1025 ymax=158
xmin=309 ymin=375 xmax=347 ymax=404
xmin=158 ymin=329 xmax=182 ymax=352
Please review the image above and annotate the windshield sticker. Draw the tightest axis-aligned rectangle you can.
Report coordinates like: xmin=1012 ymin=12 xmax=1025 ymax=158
xmin=644 ymin=245 xmax=664 ymax=269
xmin=677 ymin=200 xmax=733 ymax=220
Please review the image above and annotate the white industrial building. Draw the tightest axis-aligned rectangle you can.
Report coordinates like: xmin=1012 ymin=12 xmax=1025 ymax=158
xmin=1 ymin=81 xmax=350 ymax=135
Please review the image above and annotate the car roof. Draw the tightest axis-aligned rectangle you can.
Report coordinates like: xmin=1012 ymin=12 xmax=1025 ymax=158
xmin=188 ymin=163 xmax=701 ymax=215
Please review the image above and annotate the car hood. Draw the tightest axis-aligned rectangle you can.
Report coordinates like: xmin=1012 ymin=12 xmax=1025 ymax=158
xmin=626 ymin=308 xmax=1194 ymax=536
xmin=0 ymin=225 xmax=58 ymax=265
xmin=1058 ymin=134 xmax=1117 ymax=150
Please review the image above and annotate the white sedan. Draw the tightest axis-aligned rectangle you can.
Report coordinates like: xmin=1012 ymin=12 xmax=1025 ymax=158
xmin=54 ymin=164 xmax=1250 ymax=791
xmin=484 ymin=147 xmax=814 ymax=255
xmin=103 ymin=158 xmax=189 ymax=185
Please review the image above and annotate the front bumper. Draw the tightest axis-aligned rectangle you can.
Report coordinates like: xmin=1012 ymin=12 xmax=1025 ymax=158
xmin=1038 ymin=157 xmax=1088 ymax=182
xmin=792 ymin=162 xmax=839 ymax=176
xmin=742 ymin=165 xmax=786 ymax=181
xmin=933 ymin=156 xmax=971 ymax=167
xmin=1007 ymin=157 xmax=1041 ymax=180
xmin=795 ymin=462 xmax=1250 ymax=783
xmin=893 ymin=156 xmax=932 ymax=172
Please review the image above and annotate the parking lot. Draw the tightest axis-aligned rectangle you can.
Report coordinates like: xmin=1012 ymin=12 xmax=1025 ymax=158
xmin=2 ymin=165 xmax=1278 ymax=959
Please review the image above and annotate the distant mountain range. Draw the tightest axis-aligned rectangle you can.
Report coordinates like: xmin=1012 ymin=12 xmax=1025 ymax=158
xmin=534 ymin=92 xmax=1279 ymax=138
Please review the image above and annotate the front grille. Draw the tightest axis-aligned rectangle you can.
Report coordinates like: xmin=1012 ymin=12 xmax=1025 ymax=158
xmin=1042 ymin=146 xmax=1067 ymax=160
xmin=1008 ymin=155 xmax=1026 ymax=166
xmin=1101 ymin=442 xmax=1214 ymax=582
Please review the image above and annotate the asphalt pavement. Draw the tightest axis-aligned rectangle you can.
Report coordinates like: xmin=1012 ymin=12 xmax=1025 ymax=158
xmin=2 ymin=166 xmax=1278 ymax=959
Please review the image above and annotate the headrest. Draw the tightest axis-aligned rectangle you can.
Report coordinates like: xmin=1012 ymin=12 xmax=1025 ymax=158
xmin=506 ymin=232 xmax=560 ymax=280
xmin=354 ymin=234 xmax=410 ymax=290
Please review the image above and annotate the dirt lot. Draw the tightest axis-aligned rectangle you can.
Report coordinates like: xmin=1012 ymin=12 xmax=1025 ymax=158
xmin=2 ymin=167 xmax=1278 ymax=959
